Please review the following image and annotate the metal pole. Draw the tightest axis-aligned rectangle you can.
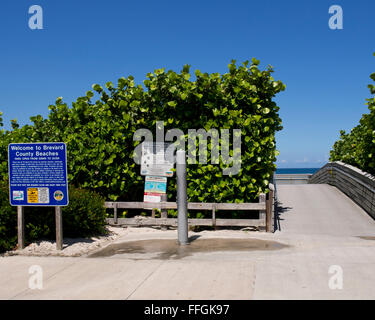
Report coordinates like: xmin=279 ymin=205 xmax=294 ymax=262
xmin=55 ymin=206 xmax=63 ymax=250
xmin=176 ymin=150 xmax=188 ymax=245
xmin=17 ymin=206 xmax=25 ymax=250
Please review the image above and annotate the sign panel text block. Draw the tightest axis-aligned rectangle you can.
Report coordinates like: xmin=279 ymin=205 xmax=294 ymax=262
xmin=8 ymin=142 xmax=68 ymax=206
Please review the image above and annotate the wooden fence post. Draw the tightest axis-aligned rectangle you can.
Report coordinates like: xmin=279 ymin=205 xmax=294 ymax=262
xmin=266 ymin=185 xmax=274 ymax=232
xmin=212 ymin=204 xmax=216 ymax=229
xmin=114 ymin=203 xmax=118 ymax=224
xmin=259 ymin=193 xmax=266 ymax=230
xmin=161 ymin=194 xmax=168 ymax=230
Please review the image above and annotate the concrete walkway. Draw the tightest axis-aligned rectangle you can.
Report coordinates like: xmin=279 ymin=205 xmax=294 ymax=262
xmin=254 ymin=184 xmax=375 ymax=299
xmin=1 ymin=184 xmax=375 ymax=300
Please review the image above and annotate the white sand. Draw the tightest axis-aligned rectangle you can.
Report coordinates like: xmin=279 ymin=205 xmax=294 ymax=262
xmin=4 ymin=226 xmax=130 ymax=257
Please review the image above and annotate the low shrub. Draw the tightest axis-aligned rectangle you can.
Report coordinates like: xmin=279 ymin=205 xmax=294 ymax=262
xmin=0 ymin=181 xmax=17 ymax=252
xmin=62 ymin=186 xmax=107 ymax=237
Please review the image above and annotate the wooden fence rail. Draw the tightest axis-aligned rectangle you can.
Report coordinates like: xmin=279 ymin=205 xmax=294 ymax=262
xmin=105 ymin=184 xmax=275 ymax=232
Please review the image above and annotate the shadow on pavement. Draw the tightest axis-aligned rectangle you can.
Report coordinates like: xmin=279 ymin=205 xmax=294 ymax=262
xmin=274 ymin=200 xmax=292 ymax=232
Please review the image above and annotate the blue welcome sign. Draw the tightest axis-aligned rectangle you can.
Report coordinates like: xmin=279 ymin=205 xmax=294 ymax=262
xmin=8 ymin=142 xmax=68 ymax=206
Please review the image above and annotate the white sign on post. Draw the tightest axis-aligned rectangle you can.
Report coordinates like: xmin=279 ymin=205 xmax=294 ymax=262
xmin=141 ymin=142 xmax=174 ymax=177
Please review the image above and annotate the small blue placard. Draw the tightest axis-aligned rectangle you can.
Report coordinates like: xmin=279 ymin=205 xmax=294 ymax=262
xmin=144 ymin=176 xmax=167 ymax=194
xmin=8 ymin=142 xmax=69 ymax=206
xmin=145 ymin=181 xmax=167 ymax=193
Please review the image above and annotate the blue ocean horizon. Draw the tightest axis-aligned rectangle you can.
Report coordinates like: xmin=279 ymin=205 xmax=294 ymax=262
xmin=276 ymin=168 xmax=320 ymax=174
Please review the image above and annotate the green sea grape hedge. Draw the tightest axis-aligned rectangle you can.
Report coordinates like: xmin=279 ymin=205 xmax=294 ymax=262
xmin=0 ymin=59 xmax=285 ymax=208
xmin=330 ymin=54 xmax=375 ymax=175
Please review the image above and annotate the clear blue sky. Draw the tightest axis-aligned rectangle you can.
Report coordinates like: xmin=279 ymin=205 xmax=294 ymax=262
xmin=0 ymin=0 xmax=374 ymax=168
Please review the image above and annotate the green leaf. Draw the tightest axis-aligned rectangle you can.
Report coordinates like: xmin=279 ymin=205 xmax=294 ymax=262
xmin=167 ymin=101 xmax=177 ymax=107
xmin=251 ymin=57 xmax=260 ymax=65
xmin=253 ymin=115 xmax=261 ymax=122
xmin=263 ymin=108 xmax=270 ymax=114
xmin=92 ymin=84 xmax=103 ymax=93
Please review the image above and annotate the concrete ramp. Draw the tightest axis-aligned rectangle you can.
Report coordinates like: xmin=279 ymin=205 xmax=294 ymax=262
xmin=276 ymin=184 xmax=375 ymax=236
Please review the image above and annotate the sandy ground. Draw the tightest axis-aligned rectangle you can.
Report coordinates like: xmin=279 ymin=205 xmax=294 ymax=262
xmin=4 ymin=226 xmax=129 ymax=257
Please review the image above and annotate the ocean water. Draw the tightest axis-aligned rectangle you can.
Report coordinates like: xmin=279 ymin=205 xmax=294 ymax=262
xmin=275 ymin=168 xmax=320 ymax=174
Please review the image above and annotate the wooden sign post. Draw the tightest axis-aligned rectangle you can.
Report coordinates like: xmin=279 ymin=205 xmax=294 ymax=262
xmin=55 ymin=206 xmax=63 ymax=250
xmin=17 ymin=206 xmax=25 ymax=249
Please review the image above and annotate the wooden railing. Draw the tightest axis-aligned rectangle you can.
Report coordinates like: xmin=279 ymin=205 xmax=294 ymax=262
xmin=309 ymin=161 xmax=375 ymax=218
xmin=105 ymin=184 xmax=274 ymax=232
